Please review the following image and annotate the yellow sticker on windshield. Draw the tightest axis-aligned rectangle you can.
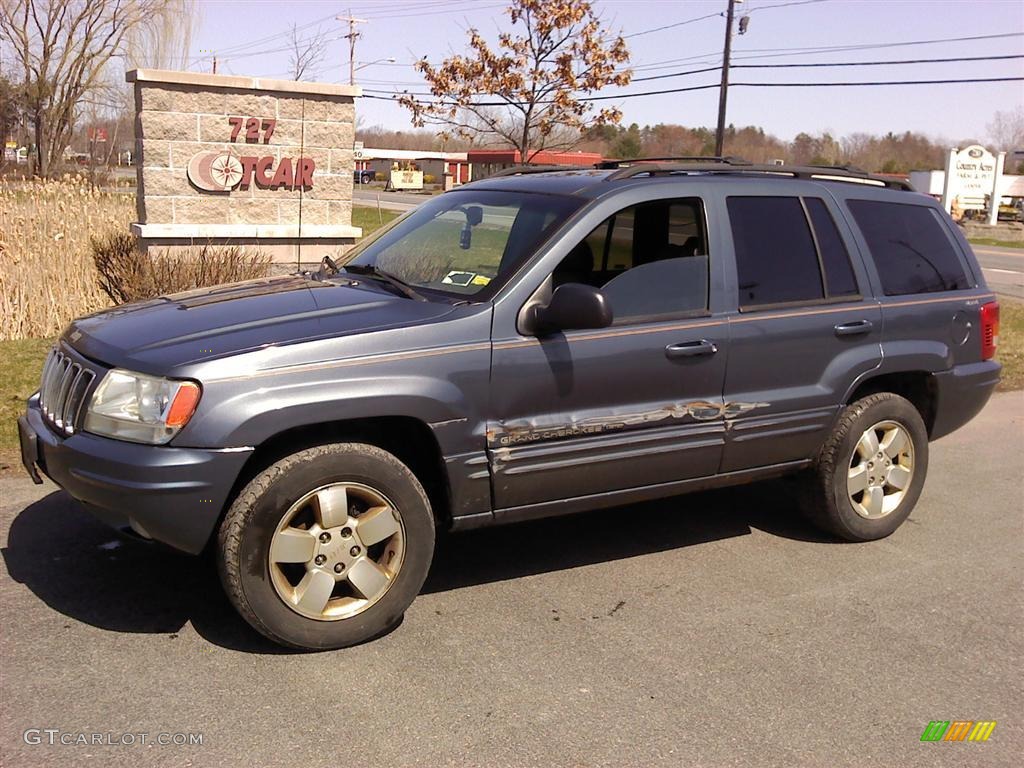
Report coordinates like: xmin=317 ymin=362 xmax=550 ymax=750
xmin=472 ymin=275 xmax=492 ymax=286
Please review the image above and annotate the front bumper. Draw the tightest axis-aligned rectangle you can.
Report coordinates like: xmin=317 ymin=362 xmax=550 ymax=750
xmin=19 ymin=397 xmax=252 ymax=554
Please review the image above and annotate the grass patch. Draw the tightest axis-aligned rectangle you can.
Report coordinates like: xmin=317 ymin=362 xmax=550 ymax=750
xmin=352 ymin=205 xmax=401 ymax=235
xmin=996 ymin=298 xmax=1024 ymax=391
xmin=0 ymin=337 xmax=55 ymax=471
xmin=968 ymin=238 xmax=1024 ymax=249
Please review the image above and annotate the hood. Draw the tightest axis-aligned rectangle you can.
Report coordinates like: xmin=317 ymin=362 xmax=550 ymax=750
xmin=67 ymin=275 xmax=460 ymax=372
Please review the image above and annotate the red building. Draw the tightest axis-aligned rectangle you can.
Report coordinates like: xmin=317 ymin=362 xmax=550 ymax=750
xmin=466 ymin=149 xmax=603 ymax=178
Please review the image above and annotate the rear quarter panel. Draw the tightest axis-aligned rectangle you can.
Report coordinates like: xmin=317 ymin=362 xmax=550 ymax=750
xmin=826 ymin=186 xmax=996 ymax=378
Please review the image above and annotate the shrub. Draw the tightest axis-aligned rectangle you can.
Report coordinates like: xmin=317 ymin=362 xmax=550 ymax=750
xmin=91 ymin=231 xmax=272 ymax=304
xmin=374 ymin=172 xmax=387 ymax=182
xmin=423 ymin=173 xmax=437 ymax=185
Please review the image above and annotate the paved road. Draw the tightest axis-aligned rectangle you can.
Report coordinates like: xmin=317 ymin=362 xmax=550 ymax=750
xmin=1 ymin=393 xmax=1021 ymax=767
xmin=354 ymin=187 xmax=429 ymax=211
xmin=972 ymin=245 xmax=1024 ymax=299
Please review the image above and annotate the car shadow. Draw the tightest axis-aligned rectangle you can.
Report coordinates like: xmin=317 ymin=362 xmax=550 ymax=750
xmin=1 ymin=480 xmax=836 ymax=653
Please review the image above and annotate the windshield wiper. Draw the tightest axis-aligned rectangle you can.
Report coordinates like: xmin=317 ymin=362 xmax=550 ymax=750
xmin=343 ymin=263 xmax=428 ymax=301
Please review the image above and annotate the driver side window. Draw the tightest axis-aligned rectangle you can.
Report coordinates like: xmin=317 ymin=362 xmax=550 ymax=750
xmin=553 ymin=198 xmax=710 ymax=324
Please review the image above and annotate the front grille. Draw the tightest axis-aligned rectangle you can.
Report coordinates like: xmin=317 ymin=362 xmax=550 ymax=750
xmin=38 ymin=347 xmax=96 ymax=437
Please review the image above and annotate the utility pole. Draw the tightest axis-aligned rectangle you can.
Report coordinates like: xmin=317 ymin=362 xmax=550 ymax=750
xmin=212 ymin=55 xmax=218 ymax=75
xmin=714 ymin=0 xmax=737 ymax=157
xmin=337 ymin=11 xmax=368 ymax=85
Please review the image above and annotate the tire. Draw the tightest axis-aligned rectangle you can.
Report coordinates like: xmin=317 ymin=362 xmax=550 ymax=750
xmin=801 ymin=393 xmax=929 ymax=541
xmin=217 ymin=443 xmax=435 ymax=650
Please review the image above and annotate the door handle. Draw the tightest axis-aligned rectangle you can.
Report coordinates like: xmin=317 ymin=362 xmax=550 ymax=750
xmin=665 ymin=340 xmax=717 ymax=359
xmin=833 ymin=320 xmax=873 ymax=337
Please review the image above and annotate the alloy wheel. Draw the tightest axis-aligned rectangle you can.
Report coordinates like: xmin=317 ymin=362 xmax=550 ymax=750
xmin=268 ymin=482 xmax=406 ymax=621
xmin=846 ymin=420 xmax=915 ymax=520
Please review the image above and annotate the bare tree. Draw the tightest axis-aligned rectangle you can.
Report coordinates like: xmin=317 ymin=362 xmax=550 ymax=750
xmin=399 ymin=0 xmax=631 ymax=162
xmin=987 ymin=107 xmax=1024 ymax=154
xmin=0 ymin=0 xmax=185 ymax=177
xmin=124 ymin=0 xmax=196 ymax=69
xmin=288 ymin=23 xmax=327 ymax=81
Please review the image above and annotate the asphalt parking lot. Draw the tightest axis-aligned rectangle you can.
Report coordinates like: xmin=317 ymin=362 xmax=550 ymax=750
xmin=1 ymin=392 xmax=1021 ymax=768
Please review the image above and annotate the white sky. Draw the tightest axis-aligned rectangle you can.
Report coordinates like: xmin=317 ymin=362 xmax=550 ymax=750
xmin=187 ymin=0 xmax=1024 ymax=143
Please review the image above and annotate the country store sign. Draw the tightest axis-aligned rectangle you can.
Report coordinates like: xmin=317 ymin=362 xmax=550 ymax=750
xmin=952 ymin=144 xmax=995 ymax=200
xmin=186 ymin=116 xmax=316 ymax=193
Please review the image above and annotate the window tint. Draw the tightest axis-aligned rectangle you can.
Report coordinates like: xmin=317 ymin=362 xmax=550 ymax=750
xmin=805 ymin=198 xmax=859 ymax=297
xmin=728 ymin=197 xmax=823 ymax=307
xmin=847 ymin=199 xmax=970 ymax=295
xmin=553 ymin=199 xmax=708 ymax=323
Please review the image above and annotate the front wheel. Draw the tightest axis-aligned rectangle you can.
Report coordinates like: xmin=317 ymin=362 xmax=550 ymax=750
xmin=217 ymin=443 xmax=435 ymax=650
xmin=801 ymin=393 xmax=929 ymax=541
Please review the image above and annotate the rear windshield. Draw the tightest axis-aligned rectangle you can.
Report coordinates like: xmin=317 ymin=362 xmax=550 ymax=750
xmin=846 ymin=200 xmax=970 ymax=295
xmin=343 ymin=190 xmax=583 ymax=299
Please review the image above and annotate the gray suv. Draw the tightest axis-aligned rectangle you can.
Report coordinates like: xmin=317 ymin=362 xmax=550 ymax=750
xmin=18 ymin=160 xmax=1001 ymax=650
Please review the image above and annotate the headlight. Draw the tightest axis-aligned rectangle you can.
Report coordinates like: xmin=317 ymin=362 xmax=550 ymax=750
xmin=84 ymin=369 xmax=202 ymax=445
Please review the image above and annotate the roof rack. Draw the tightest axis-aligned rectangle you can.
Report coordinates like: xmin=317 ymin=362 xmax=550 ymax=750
xmin=595 ymin=156 xmax=747 ymax=169
xmin=485 ymin=164 xmax=580 ymax=178
xmin=601 ymin=161 xmax=912 ymax=190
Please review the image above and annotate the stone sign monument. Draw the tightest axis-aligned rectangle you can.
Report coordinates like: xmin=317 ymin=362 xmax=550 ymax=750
xmin=127 ymin=69 xmax=362 ymax=264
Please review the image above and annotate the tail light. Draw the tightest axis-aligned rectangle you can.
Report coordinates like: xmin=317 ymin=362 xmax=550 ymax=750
xmin=980 ymin=301 xmax=999 ymax=360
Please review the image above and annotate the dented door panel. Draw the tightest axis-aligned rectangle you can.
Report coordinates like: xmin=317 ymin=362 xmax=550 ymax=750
xmin=488 ymin=320 xmax=730 ymax=508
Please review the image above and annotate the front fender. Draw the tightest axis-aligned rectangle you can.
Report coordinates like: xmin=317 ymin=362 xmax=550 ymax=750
xmin=177 ymin=371 xmax=483 ymax=449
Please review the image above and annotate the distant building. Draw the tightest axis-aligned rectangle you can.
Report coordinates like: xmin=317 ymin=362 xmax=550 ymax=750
xmin=466 ymin=149 xmax=604 ymax=178
xmin=354 ymin=147 xmax=471 ymax=185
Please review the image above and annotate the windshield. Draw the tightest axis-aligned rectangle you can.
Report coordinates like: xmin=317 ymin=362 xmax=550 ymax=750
xmin=343 ymin=190 xmax=584 ymax=299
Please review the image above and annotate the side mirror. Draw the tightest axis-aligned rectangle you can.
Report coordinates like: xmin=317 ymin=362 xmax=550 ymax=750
xmin=530 ymin=283 xmax=613 ymax=335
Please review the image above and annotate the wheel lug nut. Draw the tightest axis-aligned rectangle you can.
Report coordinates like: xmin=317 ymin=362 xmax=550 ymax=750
xmin=314 ymin=554 xmax=326 ymax=565
xmin=341 ymin=527 xmax=352 ymax=538
xmin=319 ymin=532 xmax=331 ymax=543
xmin=350 ymin=546 xmax=361 ymax=557
xmin=868 ymin=461 xmax=874 ymax=468
xmin=334 ymin=563 xmax=345 ymax=573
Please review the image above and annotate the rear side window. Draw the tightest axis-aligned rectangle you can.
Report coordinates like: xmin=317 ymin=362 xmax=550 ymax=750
xmin=728 ymin=197 xmax=823 ymax=307
xmin=805 ymin=198 xmax=859 ymax=297
xmin=847 ymin=200 xmax=970 ymax=295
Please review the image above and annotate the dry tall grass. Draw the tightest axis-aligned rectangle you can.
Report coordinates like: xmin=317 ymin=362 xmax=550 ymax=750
xmin=1 ymin=177 xmax=131 ymax=340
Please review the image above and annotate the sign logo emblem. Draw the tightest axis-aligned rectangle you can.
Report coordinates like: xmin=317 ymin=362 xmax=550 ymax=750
xmin=188 ymin=152 xmax=244 ymax=192
xmin=186 ymin=151 xmax=315 ymax=193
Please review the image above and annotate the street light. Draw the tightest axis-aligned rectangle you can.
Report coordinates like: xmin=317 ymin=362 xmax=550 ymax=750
xmin=354 ymin=57 xmax=397 ymax=73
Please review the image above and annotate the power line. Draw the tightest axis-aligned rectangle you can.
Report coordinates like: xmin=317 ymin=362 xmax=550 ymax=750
xmin=630 ymin=52 xmax=1024 ymax=83
xmin=626 ymin=31 xmax=1024 ymax=73
xmin=205 ymin=11 xmax=338 ymax=58
xmin=624 ymin=12 xmax=720 ymax=39
xmin=364 ymin=52 xmax=1024 ymax=95
xmin=363 ymin=76 xmax=1024 ymax=105
xmin=747 ymin=0 xmax=831 ymax=12
xmin=625 ymin=0 xmax=831 ymax=39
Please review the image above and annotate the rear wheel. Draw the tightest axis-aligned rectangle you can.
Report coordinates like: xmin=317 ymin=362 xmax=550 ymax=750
xmin=217 ymin=443 xmax=434 ymax=650
xmin=801 ymin=393 xmax=928 ymax=541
